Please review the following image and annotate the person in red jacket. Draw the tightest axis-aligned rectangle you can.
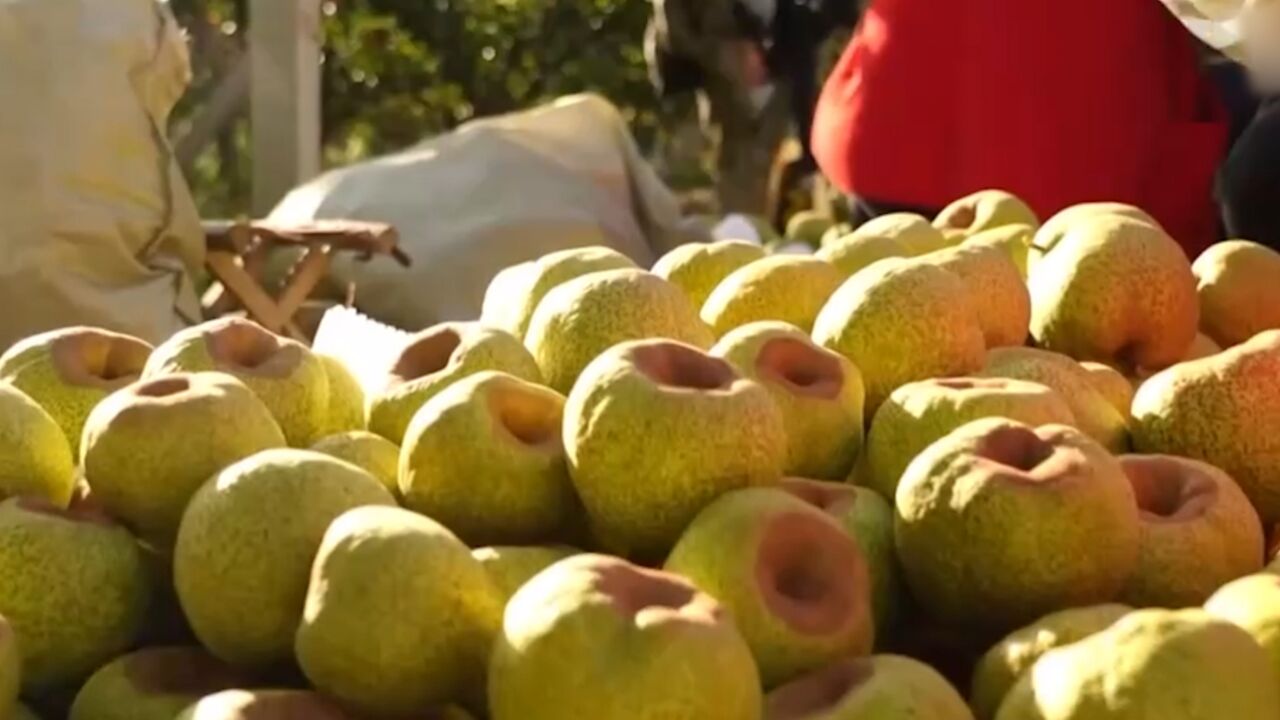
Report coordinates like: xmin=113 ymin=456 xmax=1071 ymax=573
xmin=811 ymin=0 xmax=1230 ymax=257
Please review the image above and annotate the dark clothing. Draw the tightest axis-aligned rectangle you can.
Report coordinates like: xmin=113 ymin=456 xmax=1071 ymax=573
xmin=1220 ymin=96 xmax=1280 ymax=251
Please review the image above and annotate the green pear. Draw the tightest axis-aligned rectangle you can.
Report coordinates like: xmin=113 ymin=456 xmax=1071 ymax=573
xmin=816 ymin=214 xmax=947 ymax=277
xmin=0 ymin=382 xmax=76 ymax=507
xmin=934 ymin=189 xmax=1039 ymax=236
xmin=316 ymin=355 xmax=365 ymax=434
xmin=820 ymin=224 xmax=855 ymax=248
xmin=489 ymin=553 xmax=763 ymax=720
xmin=309 ymin=431 xmax=399 ymax=495
xmin=564 ymin=340 xmax=786 ymax=561
xmin=0 ymin=327 xmax=153 ymax=455
xmin=143 ymin=318 xmax=329 ymax=447
xmin=994 ymin=609 xmax=1280 ymax=719
xmin=652 ymin=241 xmax=767 ymax=310
xmin=480 ymin=246 xmax=637 ymax=340
xmin=81 ymin=373 xmax=287 ymax=544
xmin=895 ymin=419 xmax=1139 ymax=632
xmin=525 ymin=269 xmax=714 ymax=393
xmin=714 ymin=322 xmax=865 ymax=480
xmin=173 ymin=449 xmax=396 ymax=667
xmin=915 ymin=245 xmax=1029 ymax=348
xmin=978 ymin=347 xmax=1129 ymax=452
xmin=367 ymin=321 xmax=541 ymax=444
xmin=813 ymin=258 xmax=986 ymax=420
xmin=786 ymin=211 xmax=835 ymax=248
xmin=1078 ymin=362 xmax=1134 ymax=420
xmin=472 ymin=545 xmax=582 ymax=605
xmin=0 ymin=497 xmax=150 ymax=693
xmin=970 ymin=604 xmax=1132 ymax=720
xmin=857 ymin=214 xmax=951 ymax=255
xmin=766 ymin=655 xmax=973 ymax=720
xmin=1117 ymin=455 xmax=1263 ymax=607
xmin=963 ymin=225 xmax=1035 ymax=279
xmin=480 ymin=260 xmax=535 ymax=338
xmin=1029 ymin=202 xmax=1159 ymax=274
xmin=296 ymin=505 xmax=502 ymax=717
xmin=863 ymin=377 xmax=1076 ymax=501
xmin=1028 ymin=215 xmax=1198 ymax=372
xmin=68 ymin=647 xmax=245 ymax=720
xmin=1205 ymin=572 xmax=1280 ymax=677
xmin=702 ymin=256 xmax=845 ymax=337
xmin=174 ymin=690 xmax=356 ymax=719
xmin=1132 ymin=330 xmax=1280 ymax=523
xmin=779 ymin=478 xmax=904 ymax=639
xmin=666 ymin=487 xmax=874 ymax=687
xmin=1193 ymin=239 xmax=1280 ymax=347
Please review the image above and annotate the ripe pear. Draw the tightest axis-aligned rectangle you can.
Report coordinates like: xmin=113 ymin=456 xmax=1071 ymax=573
xmin=935 ymin=189 xmax=1039 ymax=236
xmin=978 ymin=347 xmax=1129 ymax=452
xmin=766 ymin=655 xmax=972 ymax=720
xmin=714 ymin=322 xmax=865 ymax=480
xmin=652 ymin=240 xmax=767 ymax=310
xmin=1028 ymin=215 xmax=1198 ymax=372
xmin=895 ymin=419 xmax=1140 ymax=632
xmin=565 ymin=340 xmax=786 ymax=560
xmin=309 ymin=431 xmax=399 ymax=495
xmin=0 ymin=327 xmax=153 ymax=454
xmin=994 ymin=609 xmax=1280 ymax=720
xmin=296 ymin=506 xmax=502 ymax=717
xmin=1117 ymin=455 xmax=1263 ymax=607
xmin=779 ymin=478 xmax=904 ymax=639
xmin=786 ymin=211 xmax=835 ymax=247
xmin=1193 ymin=239 xmax=1280 ymax=347
xmin=702 ymin=256 xmax=845 ymax=337
xmin=174 ymin=690 xmax=356 ymax=720
xmin=68 ymin=647 xmax=245 ymax=720
xmin=816 ymin=214 xmax=947 ymax=277
xmin=400 ymin=371 xmax=579 ymax=547
xmin=472 ymin=545 xmax=582 ymax=605
xmin=367 ymin=321 xmax=541 ymax=444
xmin=1078 ymin=362 xmax=1134 ymax=419
xmin=81 ymin=373 xmax=287 ymax=544
xmin=173 ymin=449 xmax=396 ymax=667
xmin=813 ymin=258 xmax=986 ymax=419
xmin=863 ymin=377 xmax=1076 ymax=502
xmin=666 ymin=487 xmax=874 ymax=687
xmin=489 ymin=554 xmax=763 ymax=720
xmin=916 ymin=245 xmax=1029 ymax=348
xmin=857 ymin=213 xmax=951 ymax=255
xmin=480 ymin=260 xmax=534 ymax=336
xmin=316 ymin=355 xmax=364 ymax=434
xmin=0 ymin=497 xmax=150 ymax=693
xmin=1205 ymin=572 xmax=1280 ymax=676
xmin=970 ymin=604 xmax=1132 ymax=720
xmin=0 ymin=382 xmax=76 ymax=507
xmin=143 ymin=318 xmax=329 ymax=447
xmin=1132 ymin=330 xmax=1280 ymax=523
xmin=820 ymin=224 xmax=854 ymax=248
xmin=526 ymin=269 xmax=714 ymax=393
xmin=963 ymin=224 xmax=1035 ymax=278
xmin=480 ymin=246 xmax=637 ymax=340
xmin=1029 ymin=202 xmax=1159 ymax=273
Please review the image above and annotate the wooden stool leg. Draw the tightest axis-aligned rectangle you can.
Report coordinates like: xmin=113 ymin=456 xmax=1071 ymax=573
xmin=205 ymin=250 xmax=292 ymax=333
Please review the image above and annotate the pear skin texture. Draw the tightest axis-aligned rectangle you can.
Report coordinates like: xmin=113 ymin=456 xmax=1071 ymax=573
xmin=993 ymin=609 xmax=1280 ymax=720
xmin=863 ymin=377 xmax=1077 ymax=503
xmin=295 ymin=506 xmax=503 ymax=717
xmin=818 ymin=235 xmax=912 ymax=277
xmin=1205 ymin=573 xmax=1280 ymax=679
xmin=765 ymin=654 xmax=972 ymax=720
xmin=714 ymin=322 xmax=865 ymax=480
xmin=963 ymin=225 xmax=1035 ymax=279
xmin=813 ymin=259 xmax=987 ymax=421
xmin=856 ymin=214 xmax=951 ymax=255
xmin=481 ymin=246 xmax=637 ymax=341
xmin=935 ymin=190 xmax=1040 ymax=235
xmin=81 ymin=373 xmax=288 ymax=545
xmin=653 ymin=241 xmax=767 ymax=311
xmin=481 ymin=260 xmax=535 ymax=337
xmin=916 ymin=246 xmax=1030 ymax=348
xmin=489 ymin=554 xmax=763 ymax=720
xmin=472 ymin=545 xmax=582 ymax=605
xmin=1131 ymin=330 xmax=1280 ymax=523
xmin=665 ymin=488 xmax=874 ymax=688
xmin=310 ymin=431 xmax=399 ymax=495
xmin=1028 ymin=216 xmax=1198 ymax=371
xmin=143 ymin=318 xmax=329 ymax=448
xmin=174 ymin=690 xmax=356 ymax=719
xmin=368 ymin=322 xmax=542 ymax=444
xmin=0 ymin=383 xmax=76 ymax=508
xmin=316 ymin=355 xmax=365 ymax=434
xmin=173 ymin=449 xmax=396 ymax=667
xmin=0 ymin=327 xmax=153 ymax=456
xmin=564 ymin=340 xmax=786 ymax=560
xmin=0 ymin=498 xmax=150 ymax=694
xmin=970 ymin=604 xmax=1132 ymax=720
xmin=1028 ymin=203 xmax=1159 ymax=276
xmin=702 ymin=257 xmax=845 ymax=337
xmin=786 ymin=211 xmax=835 ymax=247
xmin=1193 ymin=240 xmax=1280 ymax=347
xmin=526 ymin=269 xmax=715 ymax=394
xmin=895 ymin=419 xmax=1140 ymax=632
xmin=68 ymin=646 xmax=244 ymax=720
xmin=1078 ymin=362 xmax=1135 ymax=420
xmin=979 ymin=347 xmax=1129 ymax=452
xmin=400 ymin=371 xmax=580 ymax=547
xmin=1116 ymin=455 xmax=1264 ymax=608
xmin=0 ymin=615 xmax=17 ymax=719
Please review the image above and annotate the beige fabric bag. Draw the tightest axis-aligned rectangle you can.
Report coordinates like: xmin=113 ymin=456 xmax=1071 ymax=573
xmin=0 ymin=0 xmax=205 ymax=351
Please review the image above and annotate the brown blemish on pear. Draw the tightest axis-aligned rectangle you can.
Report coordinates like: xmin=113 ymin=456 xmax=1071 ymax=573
xmin=756 ymin=513 xmax=861 ymax=635
xmin=390 ymin=326 xmax=463 ymax=384
xmin=594 ymin=559 xmax=720 ymax=623
xmin=765 ymin=657 xmax=873 ymax=719
xmin=1122 ymin=455 xmax=1219 ymax=523
xmin=756 ymin=338 xmax=844 ymax=400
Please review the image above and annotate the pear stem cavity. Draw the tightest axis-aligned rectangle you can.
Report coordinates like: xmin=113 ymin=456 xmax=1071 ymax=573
xmin=632 ymin=343 xmax=734 ymax=391
xmin=765 ymin=658 xmax=873 ymax=719
xmin=756 ymin=513 xmax=860 ymax=635
xmin=756 ymin=338 xmax=843 ymax=400
xmin=393 ymin=327 xmax=463 ymax=382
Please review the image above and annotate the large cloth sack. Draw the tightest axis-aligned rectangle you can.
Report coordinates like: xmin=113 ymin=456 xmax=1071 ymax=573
xmin=0 ymin=0 xmax=205 ymax=350
xmin=268 ymin=94 xmax=687 ymax=331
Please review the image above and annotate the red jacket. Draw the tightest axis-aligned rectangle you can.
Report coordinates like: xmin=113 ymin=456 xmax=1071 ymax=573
xmin=811 ymin=0 xmax=1229 ymax=256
